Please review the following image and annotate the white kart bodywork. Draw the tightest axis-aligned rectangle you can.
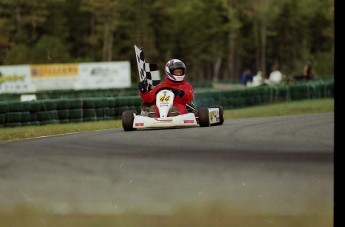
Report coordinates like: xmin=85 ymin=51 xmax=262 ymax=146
xmin=122 ymin=89 xmax=224 ymax=131
xmin=133 ymin=90 xmax=198 ymax=129
xmin=133 ymin=113 xmax=198 ymax=129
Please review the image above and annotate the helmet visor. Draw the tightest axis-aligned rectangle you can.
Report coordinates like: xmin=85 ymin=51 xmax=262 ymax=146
xmin=170 ymin=62 xmax=185 ymax=71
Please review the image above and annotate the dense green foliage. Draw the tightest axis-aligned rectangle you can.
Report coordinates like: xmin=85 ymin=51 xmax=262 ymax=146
xmin=0 ymin=0 xmax=334 ymax=82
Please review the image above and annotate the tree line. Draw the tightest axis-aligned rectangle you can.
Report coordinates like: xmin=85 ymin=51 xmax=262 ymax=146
xmin=0 ymin=0 xmax=334 ymax=83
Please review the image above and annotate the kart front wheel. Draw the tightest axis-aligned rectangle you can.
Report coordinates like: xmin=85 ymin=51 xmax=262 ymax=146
xmin=122 ymin=110 xmax=137 ymax=131
xmin=198 ymin=107 xmax=210 ymax=127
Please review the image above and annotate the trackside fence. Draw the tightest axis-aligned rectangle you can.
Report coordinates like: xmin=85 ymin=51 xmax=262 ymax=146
xmin=0 ymin=79 xmax=333 ymax=128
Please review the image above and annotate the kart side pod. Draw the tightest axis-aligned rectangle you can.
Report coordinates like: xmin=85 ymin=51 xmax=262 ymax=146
xmin=198 ymin=105 xmax=224 ymax=127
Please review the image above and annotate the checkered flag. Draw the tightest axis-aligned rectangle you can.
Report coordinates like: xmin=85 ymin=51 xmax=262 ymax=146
xmin=134 ymin=45 xmax=160 ymax=91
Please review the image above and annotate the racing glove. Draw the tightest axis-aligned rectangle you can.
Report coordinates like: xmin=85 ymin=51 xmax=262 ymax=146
xmin=172 ymin=89 xmax=185 ymax=97
xmin=138 ymin=80 xmax=148 ymax=93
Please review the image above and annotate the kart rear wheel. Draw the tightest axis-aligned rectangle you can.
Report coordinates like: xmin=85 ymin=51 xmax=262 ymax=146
xmin=211 ymin=105 xmax=224 ymax=126
xmin=122 ymin=110 xmax=137 ymax=131
xmin=198 ymin=107 xmax=210 ymax=127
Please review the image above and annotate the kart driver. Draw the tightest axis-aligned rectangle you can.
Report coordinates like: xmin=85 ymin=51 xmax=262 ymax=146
xmin=138 ymin=59 xmax=194 ymax=117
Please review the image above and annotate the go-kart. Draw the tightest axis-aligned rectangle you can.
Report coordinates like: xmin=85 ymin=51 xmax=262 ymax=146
xmin=122 ymin=88 xmax=224 ymax=131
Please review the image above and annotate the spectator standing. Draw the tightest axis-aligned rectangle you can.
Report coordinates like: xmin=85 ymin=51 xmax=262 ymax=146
xmin=303 ymin=59 xmax=316 ymax=80
xmin=265 ymin=66 xmax=283 ymax=85
xmin=247 ymin=71 xmax=263 ymax=87
xmin=240 ymin=67 xmax=255 ymax=86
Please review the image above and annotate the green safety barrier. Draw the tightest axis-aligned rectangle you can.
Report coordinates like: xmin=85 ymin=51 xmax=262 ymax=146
xmin=0 ymin=82 xmax=214 ymax=102
xmin=0 ymin=79 xmax=333 ymax=128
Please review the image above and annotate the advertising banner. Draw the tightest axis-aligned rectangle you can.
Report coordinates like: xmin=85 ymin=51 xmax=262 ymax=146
xmin=0 ymin=65 xmax=36 ymax=94
xmin=0 ymin=61 xmax=131 ymax=94
xmin=30 ymin=63 xmax=79 ymax=91
xmin=74 ymin=61 xmax=131 ymax=90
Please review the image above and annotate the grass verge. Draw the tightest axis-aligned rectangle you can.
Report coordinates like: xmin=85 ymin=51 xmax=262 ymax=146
xmin=0 ymin=203 xmax=333 ymax=227
xmin=223 ymin=98 xmax=333 ymax=119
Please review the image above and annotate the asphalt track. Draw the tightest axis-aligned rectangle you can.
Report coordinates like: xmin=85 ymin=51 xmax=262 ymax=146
xmin=0 ymin=113 xmax=334 ymax=215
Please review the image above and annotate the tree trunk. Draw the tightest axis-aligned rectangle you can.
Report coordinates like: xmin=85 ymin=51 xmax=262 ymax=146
xmin=102 ymin=21 xmax=109 ymax=61
xmin=212 ymin=53 xmax=222 ymax=82
xmin=227 ymin=0 xmax=239 ymax=81
xmin=107 ymin=26 xmax=113 ymax=61
xmin=228 ymin=32 xmax=236 ymax=81
xmin=15 ymin=5 xmax=22 ymax=42
xmin=260 ymin=23 xmax=267 ymax=78
xmin=254 ymin=21 xmax=261 ymax=74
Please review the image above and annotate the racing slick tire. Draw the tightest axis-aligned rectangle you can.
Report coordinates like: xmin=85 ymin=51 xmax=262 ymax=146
xmin=198 ymin=107 xmax=210 ymax=127
xmin=211 ymin=105 xmax=224 ymax=126
xmin=122 ymin=110 xmax=137 ymax=131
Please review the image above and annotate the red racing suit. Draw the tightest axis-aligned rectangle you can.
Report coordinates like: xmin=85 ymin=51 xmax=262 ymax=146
xmin=140 ymin=77 xmax=194 ymax=115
